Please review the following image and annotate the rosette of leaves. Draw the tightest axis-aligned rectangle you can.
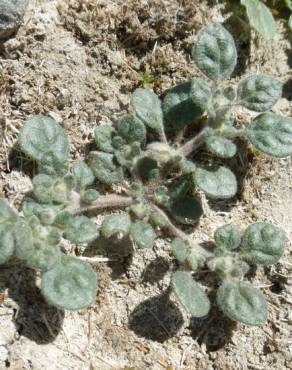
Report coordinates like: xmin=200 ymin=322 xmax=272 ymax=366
xmin=170 ymin=222 xmax=286 ymax=325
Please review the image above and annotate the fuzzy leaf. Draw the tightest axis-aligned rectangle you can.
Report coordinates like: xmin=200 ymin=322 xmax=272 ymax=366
xmin=179 ymin=160 xmax=197 ymax=175
xmin=146 ymin=142 xmax=178 ymax=164
xmin=214 ymin=224 xmax=241 ymax=250
xmin=131 ymin=88 xmax=163 ymax=131
xmin=169 ymin=196 xmax=203 ymax=225
xmin=94 ymin=125 xmax=116 ymax=153
xmin=22 ymin=200 xmax=58 ymax=225
xmin=39 ymin=151 xmax=69 ymax=177
xmin=14 ymin=221 xmax=35 ymax=260
xmin=117 ymin=115 xmax=146 ymax=144
xmin=130 ymin=203 xmax=150 ymax=220
xmin=241 ymin=0 xmax=276 ymax=39
xmin=33 ymin=175 xmax=69 ymax=204
xmin=0 ymin=224 xmax=15 ymax=265
xmin=206 ymin=136 xmax=237 ymax=158
xmin=88 ymin=151 xmax=124 ymax=185
xmin=135 ymin=156 xmax=158 ymax=183
xmin=217 ymin=281 xmax=267 ymax=325
xmin=149 ymin=211 xmax=167 ymax=228
xmin=130 ymin=221 xmax=156 ymax=249
xmin=162 ymin=81 xmax=205 ymax=130
xmin=41 ymin=255 xmax=97 ymax=310
xmin=26 ymin=241 xmax=61 ymax=272
xmin=101 ymin=213 xmax=131 ymax=239
xmin=192 ymin=23 xmax=237 ymax=82
xmin=81 ymin=189 xmax=100 ymax=204
xmin=0 ymin=200 xmax=18 ymax=223
xmin=238 ymin=75 xmax=282 ymax=112
xmin=19 ymin=115 xmax=69 ymax=162
xmin=73 ymin=161 xmax=95 ymax=188
xmin=245 ymin=113 xmax=292 ymax=158
xmin=65 ymin=216 xmax=97 ymax=244
xmin=172 ymin=271 xmax=210 ymax=317
xmin=194 ymin=166 xmax=237 ymax=199
xmin=241 ymin=223 xmax=285 ymax=265
xmin=168 ymin=178 xmax=192 ymax=200
xmin=54 ymin=211 xmax=74 ymax=229
xmin=171 ymin=238 xmax=188 ymax=264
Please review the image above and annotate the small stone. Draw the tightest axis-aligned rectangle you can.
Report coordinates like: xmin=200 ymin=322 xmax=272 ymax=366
xmin=0 ymin=0 xmax=29 ymax=41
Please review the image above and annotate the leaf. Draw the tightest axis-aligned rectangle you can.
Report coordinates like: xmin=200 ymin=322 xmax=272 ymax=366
xmin=0 ymin=200 xmax=18 ymax=223
xmin=238 ymin=75 xmax=282 ymax=112
xmin=73 ymin=161 xmax=95 ymax=188
xmin=194 ymin=166 xmax=237 ymax=199
xmin=149 ymin=211 xmax=168 ymax=228
xmin=94 ymin=125 xmax=116 ymax=153
xmin=117 ymin=115 xmax=146 ymax=144
xmin=168 ymin=178 xmax=192 ymax=200
xmin=241 ymin=0 xmax=276 ymax=40
xmin=130 ymin=221 xmax=156 ymax=249
xmin=130 ymin=203 xmax=150 ymax=220
xmin=19 ymin=115 xmax=69 ymax=162
xmin=65 ymin=216 xmax=97 ymax=244
xmin=179 ymin=160 xmax=197 ymax=175
xmin=171 ymin=271 xmax=210 ymax=317
xmin=169 ymin=196 xmax=203 ymax=225
xmin=88 ymin=151 xmax=124 ymax=185
xmin=39 ymin=151 xmax=69 ymax=177
xmin=289 ymin=15 xmax=292 ymax=31
xmin=245 ymin=113 xmax=292 ymax=157
xmin=33 ymin=174 xmax=68 ymax=204
xmin=163 ymin=79 xmax=210 ymax=130
xmin=214 ymin=224 xmax=241 ymax=250
xmin=171 ymin=238 xmax=188 ymax=264
xmin=14 ymin=221 xmax=35 ymax=260
xmin=22 ymin=200 xmax=58 ymax=225
xmin=135 ymin=156 xmax=158 ymax=183
xmin=41 ymin=255 xmax=98 ymax=310
xmin=81 ymin=189 xmax=100 ymax=204
xmin=217 ymin=281 xmax=268 ymax=325
xmin=101 ymin=213 xmax=131 ymax=239
xmin=241 ymin=223 xmax=285 ymax=265
xmin=0 ymin=225 xmax=15 ymax=265
xmin=192 ymin=23 xmax=237 ymax=82
xmin=131 ymin=88 xmax=164 ymax=132
xmin=146 ymin=142 xmax=178 ymax=164
xmin=26 ymin=241 xmax=61 ymax=272
xmin=206 ymin=136 xmax=237 ymax=158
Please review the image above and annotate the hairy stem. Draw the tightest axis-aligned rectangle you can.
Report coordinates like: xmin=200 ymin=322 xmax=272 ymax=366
xmin=178 ymin=128 xmax=208 ymax=157
xmin=159 ymin=128 xmax=168 ymax=144
xmin=150 ymin=204 xmax=213 ymax=259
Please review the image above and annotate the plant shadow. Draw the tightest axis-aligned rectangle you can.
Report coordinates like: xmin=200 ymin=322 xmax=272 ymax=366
xmin=141 ymin=256 xmax=170 ymax=285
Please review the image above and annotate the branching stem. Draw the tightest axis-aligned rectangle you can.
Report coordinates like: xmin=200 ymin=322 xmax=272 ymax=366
xmin=178 ymin=128 xmax=209 ymax=157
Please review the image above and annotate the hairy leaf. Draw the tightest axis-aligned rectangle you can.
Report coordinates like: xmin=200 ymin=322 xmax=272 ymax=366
xmin=169 ymin=195 xmax=203 ymax=225
xmin=23 ymin=200 xmax=58 ymax=225
xmin=81 ymin=189 xmax=100 ymax=204
xmin=73 ymin=161 xmax=95 ymax=188
xmin=39 ymin=151 xmax=69 ymax=177
xmin=131 ymin=88 xmax=163 ymax=131
xmin=241 ymin=223 xmax=285 ymax=265
xmin=194 ymin=166 xmax=237 ymax=199
xmin=135 ymin=156 xmax=158 ymax=183
xmin=65 ymin=216 xmax=97 ymax=244
xmin=241 ymin=0 xmax=276 ymax=39
xmin=14 ymin=221 xmax=35 ymax=260
xmin=33 ymin=175 xmax=68 ymax=204
xmin=245 ymin=113 xmax=292 ymax=157
xmin=130 ymin=221 xmax=156 ymax=249
xmin=0 ymin=225 xmax=15 ymax=265
xmin=171 ymin=238 xmax=188 ymax=264
xmin=172 ymin=271 xmax=210 ymax=317
xmin=238 ymin=75 xmax=282 ymax=112
xmin=41 ymin=255 xmax=97 ymax=310
xmin=146 ymin=142 xmax=178 ymax=164
xmin=26 ymin=241 xmax=61 ymax=272
xmin=168 ymin=178 xmax=192 ymax=200
xmin=179 ymin=160 xmax=197 ymax=175
xmin=214 ymin=224 xmax=241 ymax=250
xmin=130 ymin=203 xmax=150 ymax=220
xmin=117 ymin=115 xmax=146 ymax=144
xmin=206 ymin=136 xmax=237 ymax=158
xmin=101 ymin=213 xmax=131 ymax=239
xmin=19 ymin=115 xmax=69 ymax=162
xmin=217 ymin=281 xmax=268 ymax=325
xmin=192 ymin=23 xmax=237 ymax=81
xmin=149 ymin=211 xmax=167 ymax=228
xmin=88 ymin=151 xmax=124 ymax=185
xmin=94 ymin=125 xmax=116 ymax=153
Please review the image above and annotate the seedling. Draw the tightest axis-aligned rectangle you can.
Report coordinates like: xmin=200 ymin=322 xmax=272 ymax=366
xmin=0 ymin=23 xmax=290 ymax=329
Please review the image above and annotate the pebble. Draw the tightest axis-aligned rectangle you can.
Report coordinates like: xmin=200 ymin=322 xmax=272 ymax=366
xmin=0 ymin=0 xmax=28 ymax=41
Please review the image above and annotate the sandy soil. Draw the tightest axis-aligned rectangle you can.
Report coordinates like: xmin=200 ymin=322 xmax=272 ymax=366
xmin=0 ymin=1 xmax=291 ymax=369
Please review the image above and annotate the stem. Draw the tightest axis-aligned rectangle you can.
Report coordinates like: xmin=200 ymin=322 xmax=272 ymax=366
xmin=159 ymin=128 xmax=168 ymax=144
xmin=78 ymin=256 xmax=120 ymax=264
xmin=150 ymin=204 xmax=213 ymax=259
xmin=178 ymin=128 xmax=209 ymax=157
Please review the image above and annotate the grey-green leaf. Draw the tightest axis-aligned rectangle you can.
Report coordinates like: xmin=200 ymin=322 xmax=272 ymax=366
xmin=171 ymin=238 xmax=188 ymax=264
xmin=172 ymin=271 xmax=210 ymax=317
xmin=41 ymin=255 xmax=97 ymax=310
xmin=217 ymin=281 xmax=268 ymax=325
xmin=130 ymin=221 xmax=156 ymax=249
xmin=94 ymin=125 xmax=116 ymax=153
xmin=117 ymin=115 xmax=146 ymax=144
xmin=73 ymin=161 xmax=95 ymax=188
xmin=88 ymin=151 xmax=124 ymax=185
xmin=131 ymin=88 xmax=163 ymax=131
xmin=26 ymin=241 xmax=61 ymax=272
xmin=81 ymin=189 xmax=100 ymax=204
xmin=241 ymin=0 xmax=276 ymax=40
xmin=214 ymin=224 xmax=241 ymax=250
xmin=65 ymin=216 xmax=97 ymax=244
xmin=0 ymin=225 xmax=15 ymax=265
xmin=206 ymin=136 xmax=237 ymax=158
xmin=238 ymin=75 xmax=282 ymax=112
xmin=241 ymin=223 xmax=285 ymax=265
xmin=101 ymin=213 xmax=131 ymax=239
xmin=135 ymin=156 xmax=158 ymax=183
xmin=39 ymin=151 xmax=69 ymax=177
xmin=19 ymin=115 xmax=69 ymax=162
xmin=169 ymin=195 xmax=203 ymax=225
xmin=194 ymin=166 xmax=237 ymax=199
xmin=0 ymin=200 xmax=18 ymax=223
xmin=192 ymin=23 xmax=237 ymax=82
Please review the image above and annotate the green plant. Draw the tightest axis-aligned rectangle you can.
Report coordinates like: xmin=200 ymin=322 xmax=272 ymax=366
xmin=0 ymin=23 xmax=290 ymax=327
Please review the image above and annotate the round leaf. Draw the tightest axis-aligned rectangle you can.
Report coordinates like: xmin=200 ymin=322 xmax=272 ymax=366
xmin=131 ymin=88 xmax=163 ymax=131
xmin=194 ymin=166 xmax=237 ymax=199
xmin=26 ymin=242 xmax=61 ymax=272
xmin=88 ymin=151 xmax=124 ymax=185
xmin=101 ymin=213 xmax=131 ymax=239
xmin=241 ymin=223 xmax=285 ymax=265
xmin=41 ymin=255 xmax=98 ymax=310
xmin=65 ymin=216 xmax=97 ymax=244
xmin=73 ymin=161 xmax=95 ymax=188
xmin=81 ymin=189 xmax=100 ymax=204
xmin=130 ymin=221 xmax=156 ymax=249
xmin=169 ymin=196 xmax=203 ymax=225
xmin=39 ymin=151 xmax=69 ymax=177
xmin=117 ymin=115 xmax=146 ymax=144
xmin=214 ymin=224 xmax=241 ymax=250
xmin=245 ymin=113 xmax=292 ymax=158
xmin=206 ymin=136 xmax=237 ymax=158
xmin=238 ymin=75 xmax=282 ymax=112
xmin=19 ymin=115 xmax=69 ymax=162
xmin=94 ymin=125 xmax=116 ymax=153
xmin=172 ymin=271 xmax=210 ymax=317
xmin=192 ymin=23 xmax=237 ymax=82
xmin=217 ymin=281 xmax=268 ymax=325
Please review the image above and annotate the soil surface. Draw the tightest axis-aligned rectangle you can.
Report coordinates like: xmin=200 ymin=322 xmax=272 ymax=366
xmin=0 ymin=1 xmax=291 ymax=369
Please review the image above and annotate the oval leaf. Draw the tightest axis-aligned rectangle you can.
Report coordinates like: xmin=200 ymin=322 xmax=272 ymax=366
xmin=88 ymin=151 xmax=124 ymax=185
xmin=217 ymin=281 xmax=268 ymax=325
xmin=238 ymin=75 xmax=282 ymax=112
xmin=194 ymin=166 xmax=237 ymax=199
xmin=117 ymin=115 xmax=146 ymax=144
xmin=131 ymin=88 xmax=163 ymax=131
xmin=214 ymin=224 xmax=241 ymax=250
xmin=101 ymin=213 xmax=131 ymax=239
xmin=172 ymin=271 xmax=210 ymax=317
xmin=94 ymin=125 xmax=116 ymax=153
xmin=192 ymin=23 xmax=237 ymax=82
xmin=41 ymin=255 xmax=97 ymax=310
xmin=241 ymin=223 xmax=285 ymax=265
xmin=73 ymin=161 xmax=95 ymax=188
xmin=65 ymin=216 xmax=97 ymax=244
xmin=19 ymin=115 xmax=69 ymax=162
xmin=130 ymin=221 xmax=156 ymax=249
xmin=0 ymin=225 xmax=15 ymax=265
xmin=171 ymin=238 xmax=188 ymax=264
xmin=206 ymin=136 xmax=237 ymax=158
xmin=26 ymin=242 xmax=61 ymax=272
xmin=169 ymin=195 xmax=203 ymax=225
xmin=245 ymin=113 xmax=292 ymax=158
